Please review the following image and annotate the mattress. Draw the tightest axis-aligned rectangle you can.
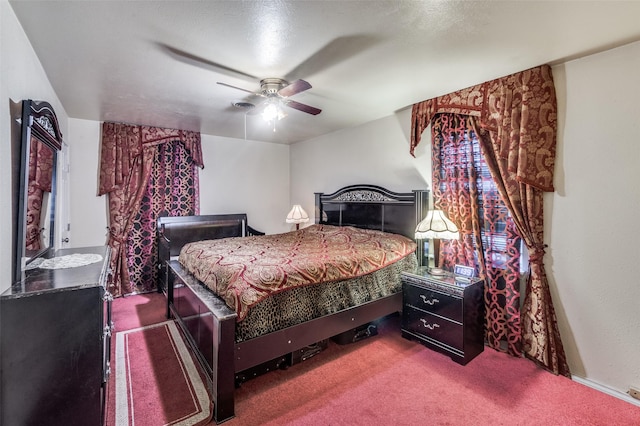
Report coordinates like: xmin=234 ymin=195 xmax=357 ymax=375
xmin=178 ymin=224 xmax=418 ymax=341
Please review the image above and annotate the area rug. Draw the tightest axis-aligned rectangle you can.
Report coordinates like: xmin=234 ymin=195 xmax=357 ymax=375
xmin=113 ymin=320 xmax=212 ymax=426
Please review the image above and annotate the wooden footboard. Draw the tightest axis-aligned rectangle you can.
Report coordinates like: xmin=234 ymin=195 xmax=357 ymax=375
xmin=157 ymin=214 xmax=263 ymax=318
xmin=168 ymin=259 xmax=402 ymax=423
xmin=168 ymin=260 xmax=237 ymax=423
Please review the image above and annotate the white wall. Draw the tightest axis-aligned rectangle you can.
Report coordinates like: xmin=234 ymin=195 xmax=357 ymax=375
xmin=198 ymin=134 xmax=290 ymax=235
xmin=549 ymin=41 xmax=640 ymax=396
xmin=290 ymin=109 xmax=431 ymax=222
xmin=290 ymin=41 xmax=640 ymax=400
xmin=0 ymin=0 xmax=68 ymax=293
xmin=66 ymin=119 xmax=108 ymax=247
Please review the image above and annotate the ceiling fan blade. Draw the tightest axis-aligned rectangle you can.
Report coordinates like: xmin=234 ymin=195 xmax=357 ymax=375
xmin=216 ymin=82 xmax=262 ymax=96
xmin=284 ymin=35 xmax=380 ymax=81
xmin=158 ymin=43 xmax=257 ymax=81
xmin=278 ymin=79 xmax=312 ymax=97
xmin=284 ymin=100 xmax=322 ymax=115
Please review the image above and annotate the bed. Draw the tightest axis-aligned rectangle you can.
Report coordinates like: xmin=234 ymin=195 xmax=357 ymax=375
xmin=160 ymin=184 xmax=429 ymax=423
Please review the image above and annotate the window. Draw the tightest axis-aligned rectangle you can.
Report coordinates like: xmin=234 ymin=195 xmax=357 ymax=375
xmin=432 ymin=113 xmax=523 ymax=325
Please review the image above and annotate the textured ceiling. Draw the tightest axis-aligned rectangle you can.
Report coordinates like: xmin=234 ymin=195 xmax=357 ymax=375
xmin=10 ymin=0 xmax=640 ymax=144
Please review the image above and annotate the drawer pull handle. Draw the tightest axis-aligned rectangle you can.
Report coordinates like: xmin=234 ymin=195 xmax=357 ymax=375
xmin=420 ymin=295 xmax=439 ymax=305
xmin=420 ymin=319 xmax=440 ymax=330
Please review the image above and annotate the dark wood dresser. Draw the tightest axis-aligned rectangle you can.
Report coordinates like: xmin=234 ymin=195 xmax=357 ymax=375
xmin=401 ymin=267 xmax=484 ymax=365
xmin=0 ymin=246 xmax=112 ymax=426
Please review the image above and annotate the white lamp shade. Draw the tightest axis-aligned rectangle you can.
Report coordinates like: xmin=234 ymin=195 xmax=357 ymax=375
xmin=415 ymin=209 xmax=460 ymax=240
xmin=286 ymin=205 xmax=309 ymax=224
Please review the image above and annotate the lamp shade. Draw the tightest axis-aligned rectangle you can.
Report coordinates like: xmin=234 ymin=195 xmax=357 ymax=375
xmin=415 ymin=209 xmax=460 ymax=240
xmin=286 ymin=205 xmax=309 ymax=224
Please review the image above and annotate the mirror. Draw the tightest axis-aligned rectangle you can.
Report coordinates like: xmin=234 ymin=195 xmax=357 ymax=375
xmin=14 ymin=100 xmax=62 ymax=283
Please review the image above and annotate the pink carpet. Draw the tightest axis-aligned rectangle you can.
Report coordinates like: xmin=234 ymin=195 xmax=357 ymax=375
xmin=109 ymin=320 xmax=212 ymax=426
xmin=105 ymin=292 xmax=212 ymax=426
xmin=228 ymin=318 xmax=640 ymax=425
xmin=107 ymin=293 xmax=640 ymax=426
xmin=110 ymin=292 xmax=168 ymax=330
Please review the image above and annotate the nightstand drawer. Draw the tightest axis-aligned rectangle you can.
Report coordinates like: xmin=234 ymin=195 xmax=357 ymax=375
xmin=403 ymin=284 xmax=462 ymax=323
xmin=403 ymin=306 xmax=463 ymax=350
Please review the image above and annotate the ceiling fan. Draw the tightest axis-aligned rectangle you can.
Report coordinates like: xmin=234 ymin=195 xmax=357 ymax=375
xmin=217 ymin=78 xmax=322 ymax=119
xmin=161 ymin=35 xmax=380 ymax=122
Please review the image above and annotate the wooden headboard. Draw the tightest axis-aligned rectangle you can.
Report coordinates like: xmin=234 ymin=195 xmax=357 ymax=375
xmin=315 ymin=184 xmax=429 ymax=263
xmin=156 ymin=185 xmax=428 ymax=265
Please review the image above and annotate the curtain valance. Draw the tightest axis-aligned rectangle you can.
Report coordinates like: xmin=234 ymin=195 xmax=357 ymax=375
xmin=98 ymin=122 xmax=203 ymax=196
xmin=411 ymin=64 xmax=557 ymax=192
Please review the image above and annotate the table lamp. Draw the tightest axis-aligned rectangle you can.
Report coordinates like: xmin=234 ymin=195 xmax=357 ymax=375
xmin=286 ymin=204 xmax=309 ymax=230
xmin=414 ymin=209 xmax=460 ymax=274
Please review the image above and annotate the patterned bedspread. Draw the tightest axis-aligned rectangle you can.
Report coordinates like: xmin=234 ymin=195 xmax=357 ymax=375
xmin=178 ymin=224 xmax=417 ymax=321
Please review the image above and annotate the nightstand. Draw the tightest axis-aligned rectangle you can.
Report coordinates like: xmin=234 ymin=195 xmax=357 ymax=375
xmin=401 ymin=267 xmax=484 ymax=365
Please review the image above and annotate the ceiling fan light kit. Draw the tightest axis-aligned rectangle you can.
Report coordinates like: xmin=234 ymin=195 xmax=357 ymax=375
xmin=262 ymin=100 xmax=287 ymax=123
xmin=217 ymin=77 xmax=322 ymax=132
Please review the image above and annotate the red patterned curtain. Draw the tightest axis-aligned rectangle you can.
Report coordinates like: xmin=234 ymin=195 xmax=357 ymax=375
xmin=432 ymin=113 xmax=523 ymax=357
xmin=25 ymin=137 xmax=55 ymax=251
xmin=411 ymin=65 xmax=570 ymax=376
xmin=126 ymin=141 xmax=200 ymax=293
xmin=98 ymin=123 xmax=203 ymax=297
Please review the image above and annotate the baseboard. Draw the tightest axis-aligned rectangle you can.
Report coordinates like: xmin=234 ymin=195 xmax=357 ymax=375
xmin=572 ymin=375 xmax=640 ymax=407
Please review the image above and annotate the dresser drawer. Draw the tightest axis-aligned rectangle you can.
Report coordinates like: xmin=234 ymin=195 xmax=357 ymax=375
xmin=403 ymin=284 xmax=462 ymax=323
xmin=403 ymin=306 xmax=463 ymax=351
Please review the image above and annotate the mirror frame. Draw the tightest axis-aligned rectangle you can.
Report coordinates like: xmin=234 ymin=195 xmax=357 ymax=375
xmin=14 ymin=100 xmax=63 ymax=283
